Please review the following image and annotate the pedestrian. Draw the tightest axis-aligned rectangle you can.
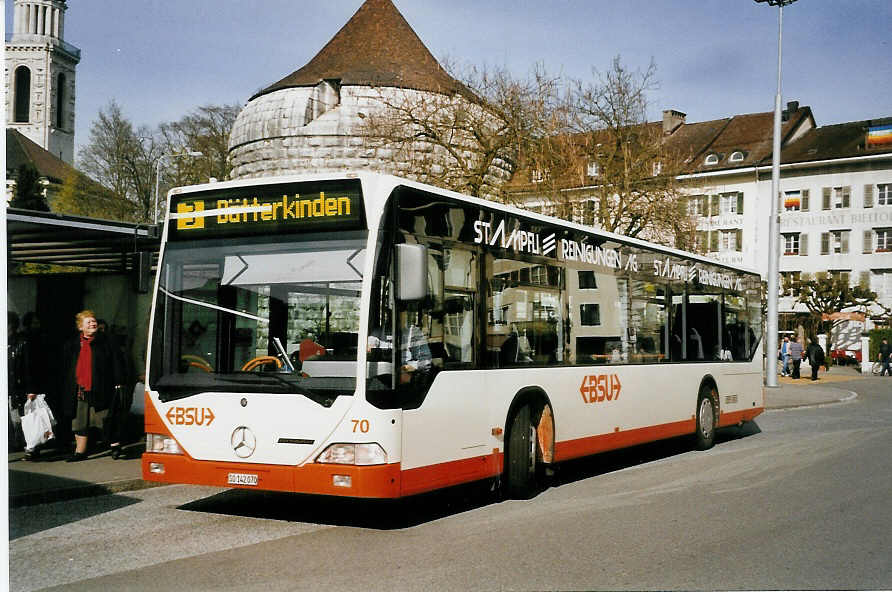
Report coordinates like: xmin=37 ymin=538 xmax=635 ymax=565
xmin=788 ymin=336 xmax=804 ymax=379
xmin=880 ymin=337 xmax=891 ymax=377
xmin=806 ymin=337 xmax=825 ymax=381
xmin=780 ymin=335 xmax=791 ymax=377
xmin=60 ymin=310 xmax=125 ymax=462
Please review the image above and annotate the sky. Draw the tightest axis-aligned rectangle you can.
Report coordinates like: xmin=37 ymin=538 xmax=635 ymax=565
xmin=6 ymin=0 xmax=892 ymax=160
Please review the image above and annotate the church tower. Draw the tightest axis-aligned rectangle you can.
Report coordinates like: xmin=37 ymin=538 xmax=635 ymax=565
xmin=5 ymin=0 xmax=80 ymax=164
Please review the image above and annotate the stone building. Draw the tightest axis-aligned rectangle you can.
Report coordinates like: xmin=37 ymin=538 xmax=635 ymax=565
xmin=228 ymin=0 xmax=511 ymax=198
xmin=5 ymin=0 xmax=80 ymax=164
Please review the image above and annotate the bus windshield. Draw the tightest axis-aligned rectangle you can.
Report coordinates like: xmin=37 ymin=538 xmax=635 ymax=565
xmin=149 ymin=233 xmax=368 ymax=403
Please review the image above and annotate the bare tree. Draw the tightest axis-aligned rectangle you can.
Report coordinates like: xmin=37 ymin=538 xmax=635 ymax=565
xmin=77 ymin=100 xmax=159 ymax=222
xmin=358 ymin=62 xmax=562 ymax=201
xmin=559 ymin=57 xmax=694 ymax=245
xmin=158 ymin=103 xmax=240 ymax=186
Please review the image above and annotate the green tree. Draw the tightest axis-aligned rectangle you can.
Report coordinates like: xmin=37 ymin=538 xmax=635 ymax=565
xmin=10 ymin=163 xmax=50 ymax=211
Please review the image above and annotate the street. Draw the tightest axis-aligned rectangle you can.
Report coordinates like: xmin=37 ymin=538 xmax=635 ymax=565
xmin=10 ymin=378 xmax=891 ymax=591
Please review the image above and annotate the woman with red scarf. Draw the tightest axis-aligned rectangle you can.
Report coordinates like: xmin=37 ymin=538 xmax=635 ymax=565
xmin=61 ymin=310 xmax=124 ymax=462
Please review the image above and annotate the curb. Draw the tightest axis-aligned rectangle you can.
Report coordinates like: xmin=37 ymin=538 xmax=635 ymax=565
xmin=10 ymin=478 xmax=168 ymax=509
xmin=767 ymin=389 xmax=858 ymax=411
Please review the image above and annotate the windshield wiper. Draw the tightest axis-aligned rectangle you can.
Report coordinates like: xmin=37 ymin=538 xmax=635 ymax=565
xmin=158 ymin=286 xmax=268 ymax=323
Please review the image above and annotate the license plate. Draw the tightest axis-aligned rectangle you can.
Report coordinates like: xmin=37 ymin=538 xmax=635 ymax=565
xmin=227 ymin=472 xmax=258 ymax=486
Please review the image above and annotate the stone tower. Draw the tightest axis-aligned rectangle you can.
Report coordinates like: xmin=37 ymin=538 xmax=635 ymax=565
xmin=6 ymin=0 xmax=80 ymax=164
xmin=228 ymin=0 xmax=511 ymax=196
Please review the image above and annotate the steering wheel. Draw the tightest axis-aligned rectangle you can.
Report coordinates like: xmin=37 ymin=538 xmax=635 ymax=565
xmin=181 ymin=354 xmax=212 ymax=372
xmin=241 ymin=356 xmax=283 ymax=372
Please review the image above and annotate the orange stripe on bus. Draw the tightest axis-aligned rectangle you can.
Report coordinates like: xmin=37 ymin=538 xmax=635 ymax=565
xmin=719 ymin=407 xmax=764 ymax=428
xmin=400 ymin=453 xmax=503 ymax=497
xmin=554 ymin=419 xmax=695 ymax=462
xmin=144 ymin=391 xmax=170 ymax=435
xmin=142 ymin=454 xmax=402 ymax=498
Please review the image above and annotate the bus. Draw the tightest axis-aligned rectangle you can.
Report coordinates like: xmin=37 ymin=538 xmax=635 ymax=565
xmin=142 ymin=173 xmax=764 ymax=499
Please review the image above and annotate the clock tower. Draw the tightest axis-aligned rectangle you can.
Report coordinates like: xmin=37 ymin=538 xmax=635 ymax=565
xmin=6 ymin=0 xmax=80 ymax=164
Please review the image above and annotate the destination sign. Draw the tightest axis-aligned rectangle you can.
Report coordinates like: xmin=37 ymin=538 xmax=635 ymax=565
xmin=168 ymin=180 xmax=364 ymax=240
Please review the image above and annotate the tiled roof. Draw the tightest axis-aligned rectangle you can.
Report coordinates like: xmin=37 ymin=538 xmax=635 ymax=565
xmin=6 ymin=128 xmax=77 ymax=183
xmin=254 ymin=0 xmax=469 ymax=99
xmin=676 ymin=107 xmax=815 ymax=173
xmin=781 ymin=117 xmax=892 ymax=163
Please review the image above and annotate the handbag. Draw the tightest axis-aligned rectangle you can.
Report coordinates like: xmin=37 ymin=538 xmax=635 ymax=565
xmin=21 ymin=394 xmax=55 ymax=450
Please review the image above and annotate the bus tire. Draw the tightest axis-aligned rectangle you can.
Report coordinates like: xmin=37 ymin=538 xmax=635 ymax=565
xmin=695 ymin=385 xmax=717 ymax=450
xmin=506 ymin=404 xmax=536 ymax=499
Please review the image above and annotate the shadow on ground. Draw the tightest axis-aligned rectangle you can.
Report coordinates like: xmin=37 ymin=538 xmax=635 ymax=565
xmin=9 ymin=485 xmax=140 ymax=539
xmin=178 ymin=422 xmax=761 ymax=529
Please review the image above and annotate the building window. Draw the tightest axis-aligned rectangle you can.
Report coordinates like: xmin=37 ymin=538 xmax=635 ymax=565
xmin=687 ymin=195 xmax=707 ymax=216
xmin=720 ymin=229 xmax=742 ymax=252
xmin=783 ymin=233 xmax=800 ymax=255
xmin=586 ymin=162 xmax=599 ymax=178
xmin=652 ymin=161 xmax=663 ymax=176
xmin=531 ymin=169 xmax=547 ymax=184
xmin=55 ymin=73 xmax=67 ymax=130
xmin=822 ymin=186 xmax=851 ymax=209
xmin=781 ymin=271 xmax=801 ymax=296
xmin=704 ymin=153 xmax=719 ymax=166
xmin=729 ymin=151 xmax=745 ymax=162
xmin=878 ymin=184 xmax=891 ymax=206
xmin=14 ymin=66 xmax=31 ymax=123
xmin=821 ymin=230 xmax=850 ymax=255
xmin=578 ymin=271 xmax=598 ymax=289
xmin=579 ymin=303 xmax=601 ymax=326
xmin=783 ymin=190 xmax=801 ymax=211
xmin=876 ymin=228 xmax=892 ymax=252
xmin=829 ymin=270 xmax=851 ymax=287
xmin=720 ymin=192 xmax=743 ymax=215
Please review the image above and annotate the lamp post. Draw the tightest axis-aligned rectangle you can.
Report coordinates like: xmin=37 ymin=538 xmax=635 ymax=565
xmin=153 ymin=150 xmax=203 ymax=224
xmin=755 ymin=0 xmax=797 ymax=388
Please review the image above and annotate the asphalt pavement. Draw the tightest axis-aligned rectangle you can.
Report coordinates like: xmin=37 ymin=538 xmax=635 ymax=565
xmin=6 ymin=365 xmax=878 ymax=508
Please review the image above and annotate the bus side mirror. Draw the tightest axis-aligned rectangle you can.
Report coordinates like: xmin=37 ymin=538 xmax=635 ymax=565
xmin=396 ymin=244 xmax=428 ymax=301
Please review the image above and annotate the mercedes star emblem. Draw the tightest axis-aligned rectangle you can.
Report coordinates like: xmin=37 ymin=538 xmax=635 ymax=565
xmin=230 ymin=426 xmax=257 ymax=458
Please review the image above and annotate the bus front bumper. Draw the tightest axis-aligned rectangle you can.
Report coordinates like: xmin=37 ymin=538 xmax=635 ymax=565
xmin=142 ymin=453 xmax=402 ymax=498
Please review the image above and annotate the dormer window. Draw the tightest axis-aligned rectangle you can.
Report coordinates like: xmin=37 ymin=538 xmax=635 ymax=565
xmin=704 ymin=153 xmax=720 ymax=166
xmin=729 ymin=151 xmax=745 ymax=163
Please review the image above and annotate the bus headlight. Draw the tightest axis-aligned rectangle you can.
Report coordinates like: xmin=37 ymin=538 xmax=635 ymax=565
xmin=315 ymin=443 xmax=386 ymax=465
xmin=146 ymin=433 xmax=183 ymax=455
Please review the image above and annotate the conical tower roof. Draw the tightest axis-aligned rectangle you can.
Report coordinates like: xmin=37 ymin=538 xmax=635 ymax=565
xmin=253 ymin=0 xmax=468 ymax=99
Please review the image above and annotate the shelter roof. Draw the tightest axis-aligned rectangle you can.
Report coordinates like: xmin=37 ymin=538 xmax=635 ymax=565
xmin=7 ymin=208 xmax=159 ymax=272
xmin=254 ymin=0 xmax=469 ymax=99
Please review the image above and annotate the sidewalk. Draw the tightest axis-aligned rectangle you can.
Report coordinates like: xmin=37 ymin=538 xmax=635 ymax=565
xmin=6 ymin=366 xmax=874 ymax=507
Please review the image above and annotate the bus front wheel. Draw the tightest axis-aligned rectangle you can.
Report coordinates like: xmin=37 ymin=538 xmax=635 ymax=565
xmin=506 ymin=404 xmax=537 ymax=499
xmin=695 ymin=386 xmax=717 ymax=450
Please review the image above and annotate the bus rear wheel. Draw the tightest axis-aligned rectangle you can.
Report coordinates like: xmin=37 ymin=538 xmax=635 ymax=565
xmin=506 ymin=404 xmax=537 ymax=499
xmin=695 ymin=386 xmax=717 ymax=450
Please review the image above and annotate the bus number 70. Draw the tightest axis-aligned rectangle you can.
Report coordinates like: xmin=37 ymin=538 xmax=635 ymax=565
xmin=351 ymin=419 xmax=370 ymax=433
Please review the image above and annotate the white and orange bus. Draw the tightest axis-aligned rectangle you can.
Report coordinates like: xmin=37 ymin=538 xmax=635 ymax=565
xmin=142 ymin=173 xmax=764 ymax=498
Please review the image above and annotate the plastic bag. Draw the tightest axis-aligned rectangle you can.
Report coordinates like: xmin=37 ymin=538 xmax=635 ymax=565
xmin=22 ymin=394 xmax=56 ymax=426
xmin=22 ymin=407 xmax=54 ymax=450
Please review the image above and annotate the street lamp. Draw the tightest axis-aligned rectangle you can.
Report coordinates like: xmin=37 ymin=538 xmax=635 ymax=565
xmin=153 ymin=150 xmax=203 ymax=224
xmin=755 ymin=0 xmax=797 ymax=388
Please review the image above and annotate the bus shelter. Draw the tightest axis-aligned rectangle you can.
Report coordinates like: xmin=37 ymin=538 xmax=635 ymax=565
xmin=6 ymin=208 xmax=161 ymax=382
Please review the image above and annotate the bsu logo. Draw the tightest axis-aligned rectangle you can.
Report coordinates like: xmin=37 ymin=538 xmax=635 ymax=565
xmin=176 ymin=201 xmax=205 ymax=230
